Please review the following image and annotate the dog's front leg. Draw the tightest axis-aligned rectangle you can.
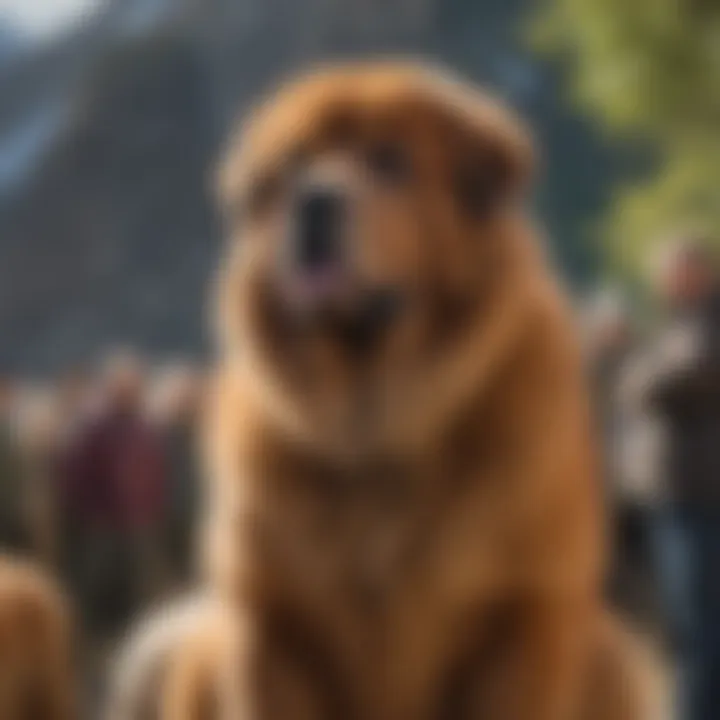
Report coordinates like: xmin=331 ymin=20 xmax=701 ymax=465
xmin=461 ymin=598 xmax=592 ymax=720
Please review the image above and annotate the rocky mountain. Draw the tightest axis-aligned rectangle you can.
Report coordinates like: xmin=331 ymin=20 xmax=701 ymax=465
xmin=0 ymin=0 xmax=617 ymax=372
xmin=0 ymin=23 xmax=24 ymax=64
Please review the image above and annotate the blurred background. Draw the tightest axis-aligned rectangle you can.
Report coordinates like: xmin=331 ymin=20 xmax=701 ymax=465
xmin=1 ymin=0 xmax=719 ymax=718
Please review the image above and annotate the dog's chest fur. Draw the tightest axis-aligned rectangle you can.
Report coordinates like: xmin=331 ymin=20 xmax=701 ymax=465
xmin=237 ymin=429 xmax=516 ymax=718
xmin=259 ymin=455 xmax=437 ymax=607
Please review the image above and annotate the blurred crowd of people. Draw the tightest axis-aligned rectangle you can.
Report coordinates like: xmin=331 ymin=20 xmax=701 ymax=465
xmin=587 ymin=234 xmax=720 ymax=720
xmin=1 ymin=233 xmax=720 ymax=719
xmin=0 ymin=352 xmax=204 ymax=642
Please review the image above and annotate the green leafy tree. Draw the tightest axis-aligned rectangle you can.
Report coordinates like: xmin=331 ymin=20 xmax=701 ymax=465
xmin=530 ymin=0 xmax=720 ymax=277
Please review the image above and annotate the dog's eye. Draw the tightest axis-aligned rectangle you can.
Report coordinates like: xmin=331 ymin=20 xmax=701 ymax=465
xmin=366 ymin=143 xmax=411 ymax=185
xmin=325 ymin=110 xmax=359 ymax=148
xmin=245 ymin=171 xmax=282 ymax=218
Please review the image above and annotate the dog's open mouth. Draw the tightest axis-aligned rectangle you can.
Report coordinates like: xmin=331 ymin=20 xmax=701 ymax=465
xmin=325 ymin=287 xmax=405 ymax=356
xmin=274 ymin=271 xmax=405 ymax=356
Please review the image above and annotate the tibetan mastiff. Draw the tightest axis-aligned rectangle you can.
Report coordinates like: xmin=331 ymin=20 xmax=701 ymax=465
xmin=167 ymin=62 xmax=648 ymax=720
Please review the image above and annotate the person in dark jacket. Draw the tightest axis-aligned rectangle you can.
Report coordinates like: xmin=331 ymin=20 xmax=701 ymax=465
xmin=633 ymin=235 xmax=720 ymax=720
xmin=60 ymin=351 xmax=166 ymax=636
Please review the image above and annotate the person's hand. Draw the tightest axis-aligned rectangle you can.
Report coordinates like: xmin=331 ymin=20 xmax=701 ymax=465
xmin=658 ymin=322 xmax=703 ymax=371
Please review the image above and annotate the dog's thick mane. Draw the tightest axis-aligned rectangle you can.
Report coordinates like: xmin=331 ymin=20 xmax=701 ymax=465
xmin=215 ymin=63 xmax=551 ymax=458
xmin=218 ymin=63 xmax=534 ymax=211
xmin=183 ymin=63 xmax=649 ymax=720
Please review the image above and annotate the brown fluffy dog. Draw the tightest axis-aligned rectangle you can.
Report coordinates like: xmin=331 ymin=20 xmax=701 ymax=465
xmin=168 ymin=63 xmax=648 ymax=720
xmin=0 ymin=557 xmax=75 ymax=719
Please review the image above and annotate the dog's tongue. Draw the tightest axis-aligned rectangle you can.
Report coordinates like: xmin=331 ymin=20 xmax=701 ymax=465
xmin=286 ymin=266 xmax=350 ymax=313
xmin=280 ymin=268 xmax=406 ymax=353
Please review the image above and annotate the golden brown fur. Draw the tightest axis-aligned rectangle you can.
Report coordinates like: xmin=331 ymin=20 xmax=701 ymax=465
xmin=167 ymin=62 xmax=647 ymax=720
xmin=105 ymin=594 xmax=220 ymax=720
xmin=0 ymin=557 xmax=75 ymax=720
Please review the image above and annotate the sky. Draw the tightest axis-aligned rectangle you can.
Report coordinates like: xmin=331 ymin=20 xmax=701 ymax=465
xmin=0 ymin=0 xmax=102 ymax=38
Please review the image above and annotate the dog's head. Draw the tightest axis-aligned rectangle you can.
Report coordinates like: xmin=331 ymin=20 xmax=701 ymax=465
xmin=217 ymin=63 xmax=536 ymax=454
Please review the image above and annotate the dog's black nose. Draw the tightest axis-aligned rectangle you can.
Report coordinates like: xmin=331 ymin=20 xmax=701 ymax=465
xmin=294 ymin=188 xmax=346 ymax=271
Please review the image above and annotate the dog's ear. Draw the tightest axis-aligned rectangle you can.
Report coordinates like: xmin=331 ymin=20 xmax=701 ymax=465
xmin=216 ymin=94 xmax=283 ymax=230
xmin=442 ymin=88 xmax=535 ymax=220
xmin=454 ymin=136 xmax=532 ymax=219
